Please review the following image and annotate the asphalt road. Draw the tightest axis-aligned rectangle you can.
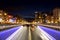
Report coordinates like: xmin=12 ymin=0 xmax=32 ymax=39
xmin=31 ymin=27 xmax=42 ymax=40
xmin=5 ymin=26 xmax=43 ymax=40
xmin=16 ymin=27 xmax=28 ymax=40
xmin=0 ymin=25 xmax=58 ymax=40
xmin=6 ymin=26 xmax=29 ymax=40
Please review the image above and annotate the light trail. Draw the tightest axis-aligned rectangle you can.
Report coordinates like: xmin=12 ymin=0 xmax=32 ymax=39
xmin=37 ymin=26 xmax=56 ymax=40
xmin=6 ymin=26 xmax=28 ymax=40
xmin=6 ymin=26 xmax=23 ymax=40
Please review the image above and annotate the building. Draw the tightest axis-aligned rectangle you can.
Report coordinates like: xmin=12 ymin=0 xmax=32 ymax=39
xmin=0 ymin=10 xmax=14 ymax=24
xmin=35 ymin=11 xmax=39 ymax=22
xmin=34 ymin=11 xmax=43 ymax=23
xmin=35 ymin=11 xmax=49 ymax=23
xmin=38 ymin=12 xmax=43 ymax=23
xmin=0 ymin=10 xmax=4 ymax=18
xmin=53 ymin=8 xmax=60 ymax=23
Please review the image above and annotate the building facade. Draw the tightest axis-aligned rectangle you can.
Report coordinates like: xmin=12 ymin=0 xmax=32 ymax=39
xmin=53 ymin=8 xmax=60 ymax=23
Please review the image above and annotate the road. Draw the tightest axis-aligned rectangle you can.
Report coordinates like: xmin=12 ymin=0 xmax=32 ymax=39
xmin=31 ymin=27 xmax=42 ymax=40
xmin=6 ymin=26 xmax=28 ymax=40
xmin=0 ymin=25 xmax=60 ymax=40
xmin=31 ymin=26 xmax=56 ymax=40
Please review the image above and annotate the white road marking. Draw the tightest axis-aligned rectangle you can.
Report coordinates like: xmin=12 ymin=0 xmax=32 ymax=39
xmin=28 ymin=27 xmax=31 ymax=40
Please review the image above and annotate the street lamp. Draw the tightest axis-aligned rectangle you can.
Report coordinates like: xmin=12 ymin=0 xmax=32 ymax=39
xmin=0 ymin=13 xmax=2 ymax=15
xmin=4 ymin=13 xmax=7 ymax=15
xmin=0 ymin=18 xmax=2 ymax=22
xmin=39 ymin=16 xmax=41 ymax=18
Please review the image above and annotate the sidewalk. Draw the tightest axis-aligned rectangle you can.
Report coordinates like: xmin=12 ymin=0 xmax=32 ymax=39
xmin=38 ymin=24 xmax=60 ymax=31
xmin=0 ymin=24 xmax=21 ymax=31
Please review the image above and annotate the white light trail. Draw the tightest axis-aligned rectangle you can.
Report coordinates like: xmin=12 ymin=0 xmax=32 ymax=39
xmin=6 ymin=26 xmax=23 ymax=40
xmin=37 ymin=26 xmax=56 ymax=40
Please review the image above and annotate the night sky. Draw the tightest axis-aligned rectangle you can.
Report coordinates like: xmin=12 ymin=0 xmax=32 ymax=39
xmin=0 ymin=0 xmax=60 ymax=18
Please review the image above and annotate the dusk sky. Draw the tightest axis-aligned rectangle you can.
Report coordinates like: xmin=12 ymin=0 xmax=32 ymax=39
xmin=0 ymin=0 xmax=60 ymax=18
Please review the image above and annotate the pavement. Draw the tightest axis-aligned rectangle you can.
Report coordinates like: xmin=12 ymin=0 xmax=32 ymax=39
xmin=38 ymin=24 xmax=60 ymax=30
xmin=0 ymin=25 xmax=21 ymax=30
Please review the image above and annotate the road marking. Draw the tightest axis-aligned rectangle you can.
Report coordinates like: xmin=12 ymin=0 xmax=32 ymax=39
xmin=28 ymin=27 xmax=31 ymax=40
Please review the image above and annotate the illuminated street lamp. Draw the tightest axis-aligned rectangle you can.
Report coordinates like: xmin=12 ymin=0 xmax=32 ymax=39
xmin=45 ymin=14 xmax=47 ymax=16
xmin=0 ymin=18 xmax=2 ymax=22
xmin=0 ymin=13 xmax=2 ymax=15
xmin=4 ymin=13 xmax=7 ymax=15
xmin=39 ymin=16 xmax=41 ymax=18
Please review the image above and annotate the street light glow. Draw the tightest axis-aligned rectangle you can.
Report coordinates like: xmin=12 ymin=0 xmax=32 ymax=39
xmin=0 ymin=13 xmax=2 ymax=15
xmin=35 ymin=11 xmax=38 ymax=13
xmin=0 ymin=18 xmax=2 ymax=22
xmin=4 ymin=13 xmax=7 ymax=15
